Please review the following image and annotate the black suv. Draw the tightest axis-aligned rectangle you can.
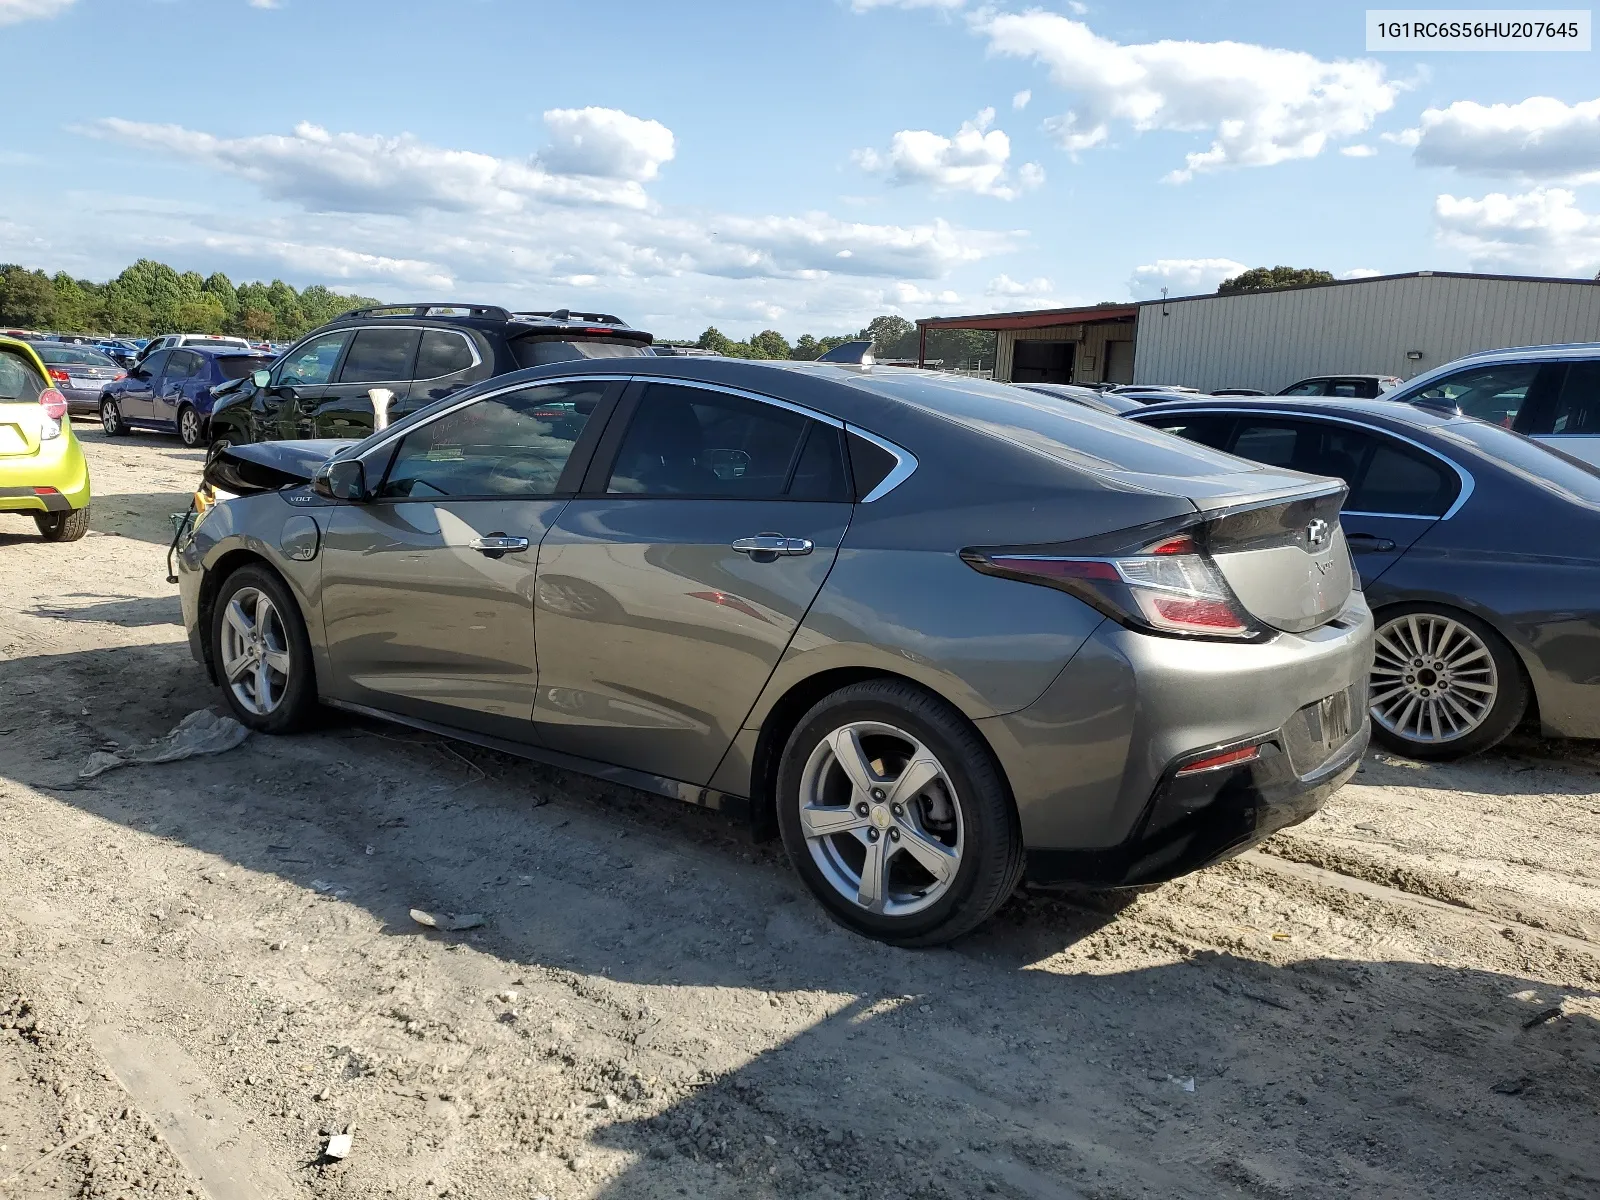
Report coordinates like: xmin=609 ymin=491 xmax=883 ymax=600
xmin=208 ymin=303 xmax=653 ymax=445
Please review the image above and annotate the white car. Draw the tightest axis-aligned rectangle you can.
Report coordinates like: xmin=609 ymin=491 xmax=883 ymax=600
xmin=135 ymin=333 xmax=252 ymax=366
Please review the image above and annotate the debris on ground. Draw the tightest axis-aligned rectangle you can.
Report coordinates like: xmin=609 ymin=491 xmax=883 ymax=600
xmin=79 ymin=709 xmax=249 ymax=778
xmin=409 ymin=909 xmax=487 ymax=932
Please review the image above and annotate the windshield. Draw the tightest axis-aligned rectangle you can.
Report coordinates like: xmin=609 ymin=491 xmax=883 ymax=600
xmin=0 ymin=349 xmax=44 ymax=401
xmin=36 ymin=345 xmax=119 ymax=368
xmin=216 ymin=355 xmax=275 ymax=381
xmin=511 ymin=337 xmax=651 ymax=368
xmin=1436 ymin=417 xmax=1600 ymax=510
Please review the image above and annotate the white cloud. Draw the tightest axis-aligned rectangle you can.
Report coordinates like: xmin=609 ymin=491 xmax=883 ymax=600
xmin=1434 ymin=187 xmax=1600 ymax=276
xmin=1340 ymin=267 xmax=1382 ymax=279
xmin=854 ymin=108 xmax=1042 ymax=199
xmin=86 ymin=117 xmax=665 ymax=213
xmin=978 ymin=12 xmax=1397 ymax=182
xmin=247 ymin=0 xmax=282 ymax=8
xmin=888 ymin=282 xmax=961 ymax=306
xmin=987 ymin=273 xmax=1054 ymax=297
xmin=1012 ymin=89 xmax=1031 ymax=110
xmin=1128 ymin=257 xmax=1246 ymax=299
xmin=539 ymin=107 xmax=675 ymax=181
xmin=0 ymin=0 xmax=74 ymax=23
xmin=1340 ymin=144 xmax=1377 ymax=158
xmin=1381 ymin=127 xmax=1421 ymax=148
xmin=1406 ymin=97 xmax=1600 ymax=184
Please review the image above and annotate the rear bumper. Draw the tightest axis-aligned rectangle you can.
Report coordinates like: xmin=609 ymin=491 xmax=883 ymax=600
xmin=1025 ymin=712 xmax=1368 ymax=886
xmin=62 ymin=386 xmax=105 ymax=414
xmin=0 ymin=428 xmax=91 ymax=512
xmin=978 ymin=593 xmax=1374 ymax=881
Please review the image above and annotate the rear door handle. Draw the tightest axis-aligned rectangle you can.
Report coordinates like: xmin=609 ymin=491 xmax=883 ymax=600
xmin=1346 ymin=533 xmax=1396 ymax=553
xmin=732 ymin=534 xmax=813 ymax=558
xmin=469 ymin=534 xmax=530 ymax=559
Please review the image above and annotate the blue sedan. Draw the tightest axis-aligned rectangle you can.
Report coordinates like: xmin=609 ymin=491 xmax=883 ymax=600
xmin=100 ymin=345 xmax=275 ymax=447
xmin=1130 ymin=397 xmax=1600 ymax=760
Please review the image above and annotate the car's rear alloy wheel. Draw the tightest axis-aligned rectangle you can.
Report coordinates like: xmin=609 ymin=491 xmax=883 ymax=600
xmin=1370 ymin=605 xmax=1527 ymax=760
xmin=777 ymin=680 xmax=1023 ymax=946
xmin=177 ymin=405 xmax=203 ymax=448
xmin=100 ymin=398 xmax=126 ymax=437
xmin=211 ymin=565 xmax=317 ymax=733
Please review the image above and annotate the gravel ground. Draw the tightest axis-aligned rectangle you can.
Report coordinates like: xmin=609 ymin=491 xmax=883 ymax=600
xmin=1 ymin=426 xmax=1597 ymax=1199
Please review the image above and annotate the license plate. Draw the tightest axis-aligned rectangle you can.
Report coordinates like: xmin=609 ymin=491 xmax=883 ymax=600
xmin=71 ymin=377 xmax=97 ymax=391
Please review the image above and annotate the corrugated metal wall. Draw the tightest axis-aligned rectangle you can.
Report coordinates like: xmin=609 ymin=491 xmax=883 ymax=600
xmin=994 ymin=319 xmax=1136 ymax=382
xmin=1132 ymin=275 xmax=1600 ymax=392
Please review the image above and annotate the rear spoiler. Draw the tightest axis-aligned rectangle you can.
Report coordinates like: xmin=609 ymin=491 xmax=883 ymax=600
xmin=817 ymin=339 xmax=875 ymax=365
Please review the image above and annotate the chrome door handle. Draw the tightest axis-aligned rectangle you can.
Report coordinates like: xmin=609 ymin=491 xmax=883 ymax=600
xmin=732 ymin=535 xmax=813 ymax=557
xmin=468 ymin=535 xmax=530 ymax=558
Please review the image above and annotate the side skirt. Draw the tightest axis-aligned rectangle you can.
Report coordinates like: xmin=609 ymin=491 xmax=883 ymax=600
xmin=322 ymin=697 xmax=750 ymax=821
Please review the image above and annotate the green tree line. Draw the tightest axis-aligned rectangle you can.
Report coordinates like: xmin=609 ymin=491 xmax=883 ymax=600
xmin=683 ymin=314 xmax=995 ymax=366
xmin=0 ymin=258 xmax=381 ymax=341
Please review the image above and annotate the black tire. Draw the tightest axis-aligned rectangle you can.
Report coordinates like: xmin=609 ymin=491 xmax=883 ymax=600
xmin=34 ymin=506 xmax=90 ymax=542
xmin=209 ymin=564 xmax=318 ymax=734
xmin=100 ymin=397 xmax=128 ymax=437
xmin=776 ymin=679 xmax=1023 ymax=946
xmin=177 ymin=404 xmax=205 ymax=448
xmin=1369 ymin=603 xmax=1529 ymax=761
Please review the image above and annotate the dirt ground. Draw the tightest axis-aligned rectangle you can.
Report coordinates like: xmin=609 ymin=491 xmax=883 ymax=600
xmin=2 ymin=426 xmax=1598 ymax=1200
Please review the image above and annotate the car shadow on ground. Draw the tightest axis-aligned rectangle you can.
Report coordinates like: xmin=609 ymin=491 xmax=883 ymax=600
xmin=25 ymin=593 xmax=182 ymax=627
xmin=4 ymin=640 xmax=1600 ymax=1197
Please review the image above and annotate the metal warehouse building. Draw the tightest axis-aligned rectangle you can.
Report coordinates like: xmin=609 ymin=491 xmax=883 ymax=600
xmin=916 ymin=271 xmax=1600 ymax=393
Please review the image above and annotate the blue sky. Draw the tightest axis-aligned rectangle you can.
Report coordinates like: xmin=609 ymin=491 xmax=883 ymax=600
xmin=3 ymin=0 xmax=1599 ymax=338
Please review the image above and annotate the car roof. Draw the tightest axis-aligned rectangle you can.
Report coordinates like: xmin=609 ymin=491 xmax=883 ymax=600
xmin=1288 ymin=373 xmax=1397 ymax=381
xmin=1130 ymin=395 xmax=1461 ymax=432
xmin=175 ymin=344 xmax=269 ymax=357
xmin=0 ymin=334 xmax=48 ymax=375
xmin=316 ymin=302 xmax=652 ymax=340
xmin=1451 ymin=341 xmax=1600 ymax=364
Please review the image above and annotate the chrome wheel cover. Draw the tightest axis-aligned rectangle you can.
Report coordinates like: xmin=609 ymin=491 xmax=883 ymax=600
xmin=798 ymin=721 xmax=963 ymax=917
xmin=1371 ymin=612 xmax=1497 ymax=744
xmin=220 ymin=587 xmax=292 ymax=715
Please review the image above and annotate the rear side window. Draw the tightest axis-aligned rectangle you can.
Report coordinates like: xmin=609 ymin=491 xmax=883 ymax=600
xmin=1280 ymin=379 xmax=1326 ymax=396
xmin=217 ymin=355 xmax=274 ymax=381
xmin=512 ymin=337 xmax=650 ymax=368
xmin=1549 ymin=361 xmax=1600 ymax=435
xmin=0 ymin=350 xmax=44 ymax=401
xmin=379 ymin=381 xmax=606 ymax=499
xmin=338 ymin=328 xmax=420 ymax=384
xmin=1227 ymin=417 xmax=1456 ymax=516
xmin=606 ymin=383 xmax=835 ymax=499
xmin=414 ymin=329 xmax=476 ymax=379
xmin=1139 ymin=414 xmax=1234 ymax=450
xmin=1408 ymin=362 xmax=1537 ymax=427
xmin=164 ymin=351 xmax=202 ymax=381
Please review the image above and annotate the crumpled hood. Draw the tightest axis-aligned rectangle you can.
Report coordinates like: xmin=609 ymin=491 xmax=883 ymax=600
xmin=204 ymin=438 xmax=358 ymax=495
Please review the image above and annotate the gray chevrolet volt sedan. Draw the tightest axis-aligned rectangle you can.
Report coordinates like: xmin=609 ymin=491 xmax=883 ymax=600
xmin=178 ymin=359 xmax=1373 ymax=945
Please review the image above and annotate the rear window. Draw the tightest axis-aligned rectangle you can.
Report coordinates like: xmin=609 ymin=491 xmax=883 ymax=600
xmin=36 ymin=345 xmax=119 ymax=368
xmin=0 ymin=349 xmax=44 ymax=401
xmin=511 ymin=337 xmax=651 ymax=369
xmin=860 ymin=372 xmax=1261 ymax=478
xmin=1436 ymin=417 xmax=1600 ymax=509
xmin=217 ymin=355 xmax=275 ymax=381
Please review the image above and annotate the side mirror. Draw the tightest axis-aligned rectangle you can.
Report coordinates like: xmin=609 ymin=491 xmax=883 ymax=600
xmin=312 ymin=458 xmax=367 ymax=501
xmin=252 ymin=369 xmax=271 ymax=389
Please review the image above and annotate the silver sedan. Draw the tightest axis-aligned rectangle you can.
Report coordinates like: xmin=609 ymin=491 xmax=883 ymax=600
xmin=31 ymin=342 xmax=126 ymax=414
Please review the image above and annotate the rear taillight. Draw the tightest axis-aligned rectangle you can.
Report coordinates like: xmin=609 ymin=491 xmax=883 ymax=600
xmin=48 ymin=368 xmax=70 ymax=384
xmin=963 ymin=531 xmax=1258 ymax=640
xmin=38 ymin=387 xmax=67 ymax=439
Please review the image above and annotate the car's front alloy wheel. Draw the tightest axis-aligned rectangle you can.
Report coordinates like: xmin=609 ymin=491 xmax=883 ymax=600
xmin=100 ymin=398 xmax=126 ymax=436
xmin=210 ymin=565 xmax=317 ymax=733
xmin=777 ymin=680 xmax=1023 ymax=946
xmin=1370 ymin=605 xmax=1527 ymax=760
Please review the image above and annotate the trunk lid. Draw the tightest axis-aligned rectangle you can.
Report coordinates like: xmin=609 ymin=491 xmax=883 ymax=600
xmin=0 ymin=401 xmax=43 ymax=458
xmin=1199 ymin=483 xmax=1353 ymax=634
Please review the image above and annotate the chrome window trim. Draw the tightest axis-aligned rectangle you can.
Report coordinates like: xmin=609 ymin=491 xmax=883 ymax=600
xmin=334 ymin=325 xmax=483 ymax=387
xmin=1135 ymin=405 xmax=1476 ymax=520
xmin=845 ymin=423 xmax=919 ymax=503
xmin=356 ymin=370 xmax=919 ymax=503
